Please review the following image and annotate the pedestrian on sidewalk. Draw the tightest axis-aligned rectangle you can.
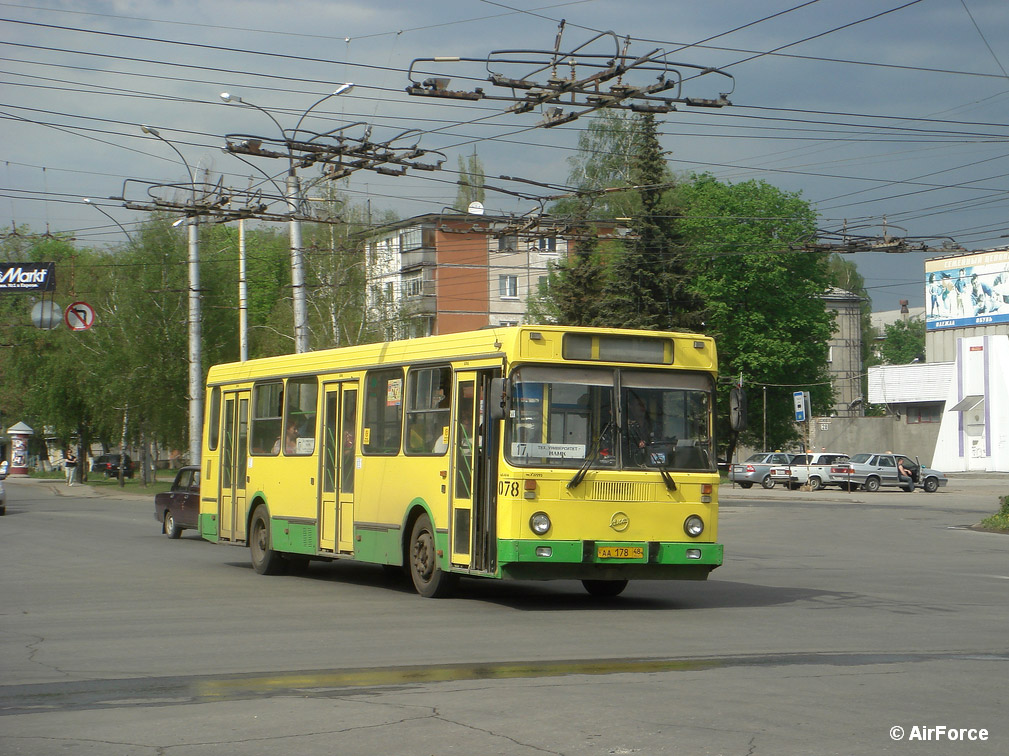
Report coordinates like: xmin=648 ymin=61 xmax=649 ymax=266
xmin=64 ymin=449 xmax=77 ymax=486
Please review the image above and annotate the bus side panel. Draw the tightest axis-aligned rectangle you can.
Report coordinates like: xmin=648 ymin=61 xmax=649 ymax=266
xmin=355 ymin=455 xmax=449 ymax=566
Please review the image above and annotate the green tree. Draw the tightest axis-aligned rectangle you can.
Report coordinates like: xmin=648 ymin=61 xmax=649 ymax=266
xmin=527 ymin=228 xmax=607 ymax=325
xmin=677 ymin=174 xmax=834 ymax=454
xmin=551 ymin=110 xmax=653 ymax=220
xmin=454 ymin=151 xmax=486 ymax=212
xmin=877 ymin=318 xmax=925 ymax=365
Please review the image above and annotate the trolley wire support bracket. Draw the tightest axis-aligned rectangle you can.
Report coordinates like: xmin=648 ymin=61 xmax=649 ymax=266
xmin=406 ymin=22 xmax=734 ymax=127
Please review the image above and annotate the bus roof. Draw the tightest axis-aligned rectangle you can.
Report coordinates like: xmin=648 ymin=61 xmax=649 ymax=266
xmin=205 ymin=325 xmax=716 ymax=385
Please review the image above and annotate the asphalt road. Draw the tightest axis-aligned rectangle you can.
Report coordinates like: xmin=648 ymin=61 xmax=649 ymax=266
xmin=1 ymin=475 xmax=1007 ymax=755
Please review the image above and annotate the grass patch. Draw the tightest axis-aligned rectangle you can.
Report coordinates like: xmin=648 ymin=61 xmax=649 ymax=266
xmin=979 ymin=494 xmax=1009 ymax=532
xmin=27 ymin=468 xmax=174 ymax=495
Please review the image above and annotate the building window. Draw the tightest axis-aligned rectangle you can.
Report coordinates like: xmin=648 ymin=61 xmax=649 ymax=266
xmin=906 ymin=405 xmax=942 ymax=424
xmin=826 ymin=345 xmax=833 ymax=363
xmin=499 ymin=320 xmax=519 ymax=327
xmin=404 ymin=274 xmax=423 ymax=298
xmin=537 ymin=236 xmax=557 ymax=252
xmin=497 ymin=235 xmax=518 ymax=253
xmin=384 ymin=282 xmax=394 ymax=301
xmin=499 ymin=275 xmax=519 ymax=299
xmin=399 ymin=227 xmax=423 ymax=251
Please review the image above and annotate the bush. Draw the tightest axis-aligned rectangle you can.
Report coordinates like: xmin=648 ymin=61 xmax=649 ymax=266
xmin=979 ymin=494 xmax=1009 ymax=532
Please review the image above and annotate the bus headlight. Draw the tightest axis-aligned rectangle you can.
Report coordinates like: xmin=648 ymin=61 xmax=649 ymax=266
xmin=529 ymin=512 xmax=551 ymax=535
xmin=683 ymin=515 xmax=704 ymax=538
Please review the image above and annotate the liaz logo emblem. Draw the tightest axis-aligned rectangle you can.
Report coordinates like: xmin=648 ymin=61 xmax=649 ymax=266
xmin=609 ymin=512 xmax=630 ymax=532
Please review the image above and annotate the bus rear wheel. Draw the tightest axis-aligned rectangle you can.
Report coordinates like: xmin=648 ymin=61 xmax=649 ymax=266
xmin=582 ymin=579 xmax=628 ymax=597
xmin=250 ymin=505 xmax=287 ymax=575
xmin=409 ymin=513 xmax=458 ymax=598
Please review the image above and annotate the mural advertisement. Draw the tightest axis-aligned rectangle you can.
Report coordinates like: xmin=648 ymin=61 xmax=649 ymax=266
xmin=925 ymin=250 xmax=1009 ymax=331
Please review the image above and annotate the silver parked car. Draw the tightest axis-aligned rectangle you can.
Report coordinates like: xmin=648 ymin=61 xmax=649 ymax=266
xmin=729 ymin=452 xmax=793 ymax=489
xmin=827 ymin=453 xmax=948 ymax=493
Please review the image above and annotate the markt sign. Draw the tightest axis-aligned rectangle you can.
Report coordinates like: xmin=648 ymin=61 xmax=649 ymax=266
xmin=0 ymin=262 xmax=56 ymax=292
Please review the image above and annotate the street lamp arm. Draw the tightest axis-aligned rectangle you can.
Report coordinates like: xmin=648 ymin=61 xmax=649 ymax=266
xmin=292 ymin=83 xmax=355 ymax=141
xmin=83 ymin=198 xmax=134 ymax=243
xmin=140 ymin=125 xmax=197 ymax=192
xmin=220 ymin=93 xmax=291 ymax=169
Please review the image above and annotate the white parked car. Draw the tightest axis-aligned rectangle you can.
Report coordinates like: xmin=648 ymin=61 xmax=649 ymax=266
xmin=787 ymin=452 xmax=850 ymax=491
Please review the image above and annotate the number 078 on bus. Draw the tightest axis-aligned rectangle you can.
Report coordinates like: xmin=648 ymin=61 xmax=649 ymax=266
xmin=198 ymin=325 xmax=732 ymax=598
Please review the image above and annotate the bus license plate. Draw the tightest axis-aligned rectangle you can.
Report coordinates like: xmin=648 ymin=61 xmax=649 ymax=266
xmin=597 ymin=546 xmax=644 ymax=559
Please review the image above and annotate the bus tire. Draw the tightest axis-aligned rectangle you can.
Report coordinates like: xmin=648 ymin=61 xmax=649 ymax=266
xmin=409 ymin=513 xmax=457 ymax=598
xmin=163 ymin=511 xmax=182 ymax=539
xmin=250 ymin=505 xmax=287 ymax=576
xmin=582 ymin=579 xmax=628 ymax=597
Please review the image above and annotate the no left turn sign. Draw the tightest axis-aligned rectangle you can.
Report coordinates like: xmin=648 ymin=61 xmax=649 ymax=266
xmin=65 ymin=301 xmax=96 ymax=331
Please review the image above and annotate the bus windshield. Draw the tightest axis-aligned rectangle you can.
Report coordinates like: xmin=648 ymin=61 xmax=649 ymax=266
xmin=506 ymin=366 xmax=714 ymax=471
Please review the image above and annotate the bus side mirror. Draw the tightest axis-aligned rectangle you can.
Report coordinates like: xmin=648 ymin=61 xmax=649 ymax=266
xmin=729 ymin=386 xmax=748 ymax=432
xmin=489 ymin=378 xmax=509 ymax=422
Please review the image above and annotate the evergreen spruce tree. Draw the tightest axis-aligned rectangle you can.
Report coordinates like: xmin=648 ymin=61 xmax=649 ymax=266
xmin=601 ymin=114 xmax=703 ymax=331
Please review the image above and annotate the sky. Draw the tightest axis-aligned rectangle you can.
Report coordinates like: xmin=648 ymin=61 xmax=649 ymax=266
xmin=3 ymin=0 xmax=1008 ymax=312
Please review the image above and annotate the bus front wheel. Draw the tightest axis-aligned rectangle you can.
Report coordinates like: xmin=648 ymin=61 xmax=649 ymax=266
xmin=582 ymin=579 xmax=628 ymax=597
xmin=250 ymin=506 xmax=287 ymax=575
xmin=409 ymin=513 xmax=458 ymax=598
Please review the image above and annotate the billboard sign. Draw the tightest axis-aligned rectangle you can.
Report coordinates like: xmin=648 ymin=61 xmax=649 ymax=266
xmin=925 ymin=249 xmax=1009 ymax=331
xmin=0 ymin=262 xmax=56 ymax=292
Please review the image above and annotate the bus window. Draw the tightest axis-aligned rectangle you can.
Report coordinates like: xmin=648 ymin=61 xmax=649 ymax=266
xmin=251 ymin=382 xmax=283 ymax=455
xmin=620 ymin=371 xmax=713 ymax=471
xmin=405 ymin=366 xmax=451 ymax=455
xmin=283 ymin=377 xmax=317 ymax=455
xmin=508 ymin=366 xmax=614 ymax=468
xmin=363 ymin=368 xmax=404 ymax=455
xmin=208 ymin=387 xmax=221 ymax=451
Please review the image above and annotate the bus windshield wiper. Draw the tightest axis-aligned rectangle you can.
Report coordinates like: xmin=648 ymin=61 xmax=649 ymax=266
xmin=567 ymin=420 xmax=613 ymax=490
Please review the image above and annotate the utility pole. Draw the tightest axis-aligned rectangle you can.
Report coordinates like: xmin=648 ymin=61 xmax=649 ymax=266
xmin=220 ymin=84 xmax=446 ymax=353
xmin=138 ymin=125 xmax=203 ymax=467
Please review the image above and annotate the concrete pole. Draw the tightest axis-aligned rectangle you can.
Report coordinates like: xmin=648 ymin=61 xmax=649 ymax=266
xmin=239 ymin=218 xmax=249 ymax=362
xmin=187 ymin=219 xmax=203 ymax=466
xmin=287 ymin=172 xmax=309 ymax=353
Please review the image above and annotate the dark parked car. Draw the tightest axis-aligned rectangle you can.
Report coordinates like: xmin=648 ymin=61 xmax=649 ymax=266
xmin=155 ymin=466 xmax=200 ymax=538
xmin=91 ymin=453 xmax=135 ymax=479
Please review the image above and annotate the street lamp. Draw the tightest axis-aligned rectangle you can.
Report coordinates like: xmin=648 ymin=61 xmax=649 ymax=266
xmin=220 ymin=84 xmax=354 ymax=353
xmin=140 ymin=125 xmax=203 ymax=467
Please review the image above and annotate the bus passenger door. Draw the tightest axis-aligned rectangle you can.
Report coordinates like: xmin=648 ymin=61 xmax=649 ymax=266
xmin=319 ymin=382 xmax=358 ymax=554
xmin=451 ymin=370 xmax=499 ymax=572
xmin=219 ymin=391 xmax=249 ymax=542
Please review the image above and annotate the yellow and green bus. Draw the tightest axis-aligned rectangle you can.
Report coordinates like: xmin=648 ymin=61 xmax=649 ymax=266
xmin=199 ymin=325 xmax=724 ymax=597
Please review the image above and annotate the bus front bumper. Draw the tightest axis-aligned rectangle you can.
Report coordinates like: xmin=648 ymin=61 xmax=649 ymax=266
xmin=497 ymin=540 xmax=722 ymax=581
